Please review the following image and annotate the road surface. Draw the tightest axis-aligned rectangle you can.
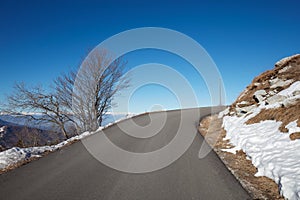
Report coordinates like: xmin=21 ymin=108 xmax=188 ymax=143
xmin=0 ymin=107 xmax=250 ymax=200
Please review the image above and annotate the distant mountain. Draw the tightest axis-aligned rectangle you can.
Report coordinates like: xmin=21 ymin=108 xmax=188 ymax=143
xmin=0 ymin=113 xmax=129 ymax=130
xmin=0 ymin=119 xmax=66 ymax=152
xmin=0 ymin=113 xmax=131 ymax=152
xmin=0 ymin=119 xmax=15 ymax=126
xmin=0 ymin=114 xmax=60 ymax=131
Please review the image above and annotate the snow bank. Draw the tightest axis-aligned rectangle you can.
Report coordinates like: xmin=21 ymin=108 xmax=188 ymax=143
xmin=278 ymin=81 xmax=300 ymax=97
xmin=0 ymin=113 xmax=135 ymax=171
xmin=0 ymin=127 xmax=103 ymax=170
xmin=223 ymin=113 xmax=300 ymax=200
xmin=222 ymin=82 xmax=300 ymax=200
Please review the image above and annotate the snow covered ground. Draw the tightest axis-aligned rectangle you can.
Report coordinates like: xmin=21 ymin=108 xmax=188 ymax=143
xmin=0 ymin=113 xmax=135 ymax=171
xmin=0 ymin=126 xmax=5 ymax=138
xmin=221 ymin=81 xmax=300 ymax=200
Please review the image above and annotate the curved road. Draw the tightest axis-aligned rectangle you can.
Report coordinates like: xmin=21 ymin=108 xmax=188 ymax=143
xmin=0 ymin=107 xmax=250 ymax=200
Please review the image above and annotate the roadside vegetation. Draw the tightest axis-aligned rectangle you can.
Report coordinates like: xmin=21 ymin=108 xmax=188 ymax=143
xmin=0 ymin=49 xmax=129 ymax=149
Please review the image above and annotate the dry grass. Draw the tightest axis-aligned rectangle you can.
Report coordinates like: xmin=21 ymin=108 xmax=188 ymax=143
xmin=199 ymin=115 xmax=284 ymax=199
xmin=290 ymin=132 xmax=300 ymax=140
xmin=212 ymin=56 xmax=300 ymax=198
xmin=246 ymin=101 xmax=300 ymax=134
xmin=198 ymin=115 xmax=227 ymax=147
xmin=229 ymin=55 xmax=300 ymax=140
xmin=229 ymin=55 xmax=300 ymax=115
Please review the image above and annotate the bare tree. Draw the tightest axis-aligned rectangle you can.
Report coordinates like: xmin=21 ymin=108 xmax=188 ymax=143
xmin=55 ymin=49 xmax=129 ymax=132
xmin=3 ymin=49 xmax=128 ymax=138
xmin=3 ymin=83 xmax=76 ymax=139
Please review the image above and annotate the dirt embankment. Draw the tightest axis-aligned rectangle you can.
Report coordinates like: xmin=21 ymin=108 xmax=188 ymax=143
xmin=199 ymin=115 xmax=284 ymax=199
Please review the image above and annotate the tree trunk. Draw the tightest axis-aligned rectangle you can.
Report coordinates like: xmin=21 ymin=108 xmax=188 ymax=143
xmin=60 ymin=125 xmax=69 ymax=139
xmin=98 ymin=115 xmax=103 ymax=127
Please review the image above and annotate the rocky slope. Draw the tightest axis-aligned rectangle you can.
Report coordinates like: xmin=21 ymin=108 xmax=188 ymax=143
xmin=220 ymin=54 xmax=300 ymax=199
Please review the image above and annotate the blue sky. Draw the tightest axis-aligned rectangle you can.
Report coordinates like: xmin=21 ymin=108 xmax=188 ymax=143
xmin=1 ymin=0 xmax=300 ymax=113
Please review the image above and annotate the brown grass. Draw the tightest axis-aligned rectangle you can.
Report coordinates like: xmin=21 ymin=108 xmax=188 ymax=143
xmin=290 ymin=132 xmax=300 ymax=140
xmin=229 ymin=55 xmax=300 ymax=140
xmin=199 ymin=115 xmax=284 ymax=199
xmin=213 ymin=56 xmax=299 ymax=197
xmin=246 ymin=101 xmax=300 ymax=135
xmin=229 ymin=55 xmax=300 ymax=115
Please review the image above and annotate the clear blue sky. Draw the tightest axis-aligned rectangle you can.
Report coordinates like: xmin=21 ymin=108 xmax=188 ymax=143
xmin=1 ymin=0 xmax=300 ymax=113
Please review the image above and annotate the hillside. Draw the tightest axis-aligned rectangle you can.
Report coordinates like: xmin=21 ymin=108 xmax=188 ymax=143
xmin=199 ymin=54 xmax=299 ymax=199
xmin=228 ymin=54 xmax=300 ymax=131
xmin=220 ymin=54 xmax=300 ymax=199
xmin=0 ymin=119 xmax=65 ymax=151
xmin=0 ymin=113 xmax=134 ymax=173
xmin=0 ymin=113 xmax=130 ymax=152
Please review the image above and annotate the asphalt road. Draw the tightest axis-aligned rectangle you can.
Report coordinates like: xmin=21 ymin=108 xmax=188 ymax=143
xmin=0 ymin=107 xmax=250 ymax=200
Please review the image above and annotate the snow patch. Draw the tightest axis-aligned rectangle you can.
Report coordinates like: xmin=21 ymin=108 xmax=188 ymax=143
xmin=279 ymin=65 xmax=292 ymax=73
xmin=0 ymin=127 xmax=103 ymax=169
xmin=222 ymin=80 xmax=300 ymax=199
xmin=269 ymin=78 xmax=293 ymax=89
xmin=0 ymin=113 xmax=135 ymax=171
xmin=253 ymin=89 xmax=267 ymax=103
xmin=278 ymin=81 xmax=300 ymax=97
xmin=221 ymin=146 xmax=240 ymax=154
xmin=0 ymin=126 xmax=5 ymax=138
xmin=286 ymin=120 xmax=300 ymax=135
xmin=218 ymin=107 xmax=229 ymax=118
xmin=237 ymin=101 xmax=249 ymax=105
xmin=223 ymin=113 xmax=300 ymax=200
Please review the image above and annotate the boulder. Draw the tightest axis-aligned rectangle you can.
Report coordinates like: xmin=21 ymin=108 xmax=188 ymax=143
xmin=253 ymin=90 xmax=267 ymax=103
xmin=269 ymin=78 xmax=293 ymax=89
xmin=282 ymin=98 xmax=299 ymax=107
xmin=266 ymin=95 xmax=287 ymax=105
xmin=236 ymin=105 xmax=257 ymax=116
